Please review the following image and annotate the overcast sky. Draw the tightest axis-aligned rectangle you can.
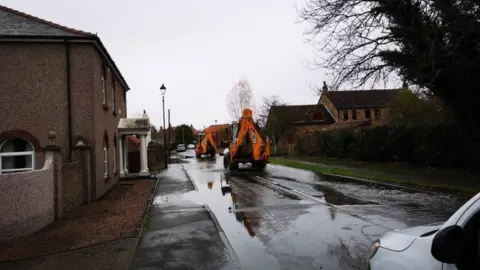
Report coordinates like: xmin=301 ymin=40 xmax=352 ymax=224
xmin=3 ymin=0 xmax=326 ymax=129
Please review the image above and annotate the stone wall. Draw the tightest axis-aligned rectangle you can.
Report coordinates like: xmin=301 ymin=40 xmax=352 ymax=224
xmin=61 ymin=161 xmax=83 ymax=216
xmin=0 ymin=152 xmax=55 ymax=242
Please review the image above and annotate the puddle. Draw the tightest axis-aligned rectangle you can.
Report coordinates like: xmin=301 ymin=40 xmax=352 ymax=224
xmin=313 ymin=184 xmax=376 ymax=206
xmin=168 ymin=158 xmax=189 ymax=164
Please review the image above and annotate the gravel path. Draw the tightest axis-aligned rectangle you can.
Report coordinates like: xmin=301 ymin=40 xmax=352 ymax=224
xmin=0 ymin=179 xmax=153 ymax=262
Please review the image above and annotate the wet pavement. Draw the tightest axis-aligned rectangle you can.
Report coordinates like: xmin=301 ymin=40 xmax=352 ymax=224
xmin=130 ymin=150 xmax=468 ymax=270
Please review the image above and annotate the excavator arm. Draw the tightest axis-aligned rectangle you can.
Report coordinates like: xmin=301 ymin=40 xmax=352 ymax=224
xmin=196 ymin=132 xmax=216 ymax=158
xmin=227 ymin=108 xmax=270 ymax=168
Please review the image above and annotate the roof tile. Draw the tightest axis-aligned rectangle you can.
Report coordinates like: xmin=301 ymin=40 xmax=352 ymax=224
xmin=269 ymin=104 xmax=334 ymax=124
xmin=323 ymin=89 xmax=398 ymax=109
xmin=0 ymin=5 xmax=94 ymax=36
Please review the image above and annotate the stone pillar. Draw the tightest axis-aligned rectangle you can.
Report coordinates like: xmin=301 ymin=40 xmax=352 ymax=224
xmin=119 ymin=136 xmax=124 ymax=177
xmin=123 ymin=135 xmax=129 ymax=175
xmin=44 ymin=131 xmax=63 ymax=220
xmin=73 ymin=138 xmax=91 ymax=203
xmin=139 ymin=134 xmax=149 ymax=175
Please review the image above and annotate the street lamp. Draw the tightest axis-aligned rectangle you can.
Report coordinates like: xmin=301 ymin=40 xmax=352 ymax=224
xmin=160 ymin=84 xmax=167 ymax=169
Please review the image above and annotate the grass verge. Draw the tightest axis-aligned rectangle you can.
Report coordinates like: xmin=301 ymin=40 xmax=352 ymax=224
xmin=270 ymin=157 xmax=480 ymax=196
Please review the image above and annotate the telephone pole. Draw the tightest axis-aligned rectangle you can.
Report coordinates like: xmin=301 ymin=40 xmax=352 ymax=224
xmin=168 ymin=109 xmax=171 ymax=157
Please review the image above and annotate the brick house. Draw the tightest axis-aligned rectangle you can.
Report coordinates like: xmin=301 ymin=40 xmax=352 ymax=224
xmin=205 ymin=124 xmax=231 ymax=146
xmin=0 ymin=5 xmax=130 ymax=200
xmin=269 ymin=84 xmax=401 ymax=149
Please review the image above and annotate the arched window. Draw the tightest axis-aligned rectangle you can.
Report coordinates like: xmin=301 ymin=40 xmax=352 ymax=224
xmin=113 ymin=135 xmax=117 ymax=174
xmin=0 ymin=138 xmax=35 ymax=174
xmin=103 ymin=135 xmax=108 ymax=177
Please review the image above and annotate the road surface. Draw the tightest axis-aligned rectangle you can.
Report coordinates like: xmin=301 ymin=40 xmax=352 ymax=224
xmin=130 ymin=150 xmax=467 ymax=270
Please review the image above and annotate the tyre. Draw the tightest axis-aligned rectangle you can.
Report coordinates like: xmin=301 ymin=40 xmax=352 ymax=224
xmin=256 ymin=162 xmax=266 ymax=171
xmin=229 ymin=163 xmax=239 ymax=171
xmin=223 ymin=153 xmax=229 ymax=169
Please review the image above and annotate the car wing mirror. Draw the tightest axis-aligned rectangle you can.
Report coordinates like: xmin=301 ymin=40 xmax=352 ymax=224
xmin=431 ymin=225 xmax=465 ymax=264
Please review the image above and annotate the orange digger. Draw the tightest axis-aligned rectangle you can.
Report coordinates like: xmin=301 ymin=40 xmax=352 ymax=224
xmin=223 ymin=108 xmax=271 ymax=171
xmin=195 ymin=131 xmax=216 ymax=158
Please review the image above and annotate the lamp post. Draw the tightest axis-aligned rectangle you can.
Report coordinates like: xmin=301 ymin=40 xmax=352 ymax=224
xmin=160 ymin=84 xmax=167 ymax=169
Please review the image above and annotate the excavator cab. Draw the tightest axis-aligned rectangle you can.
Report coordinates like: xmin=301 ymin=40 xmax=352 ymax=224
xmin=223 ymin=108 xmax=271 ymax=171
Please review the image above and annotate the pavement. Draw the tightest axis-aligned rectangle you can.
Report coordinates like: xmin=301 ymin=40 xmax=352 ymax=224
xmin=0 ymin=237 xmax=137 ymax=270
xmin=129 ymin=150 xmax=468 ymax=270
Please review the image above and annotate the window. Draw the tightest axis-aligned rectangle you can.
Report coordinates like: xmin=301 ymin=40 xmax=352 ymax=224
xmin=312 ymin=112 xmax=323 ymax=120
xmin=374 ymin=109 xmax=381 ymax=120
xmin=111 ymin=77 xmax=116 ymax=111
xmin=365 ymin=109 xmax=371 ymax=119
xmin=352 ymin=110 xmax=357 ymax=120
xmin=0 ymin=138 xmax=34 ymax=174
xmin=101 ymin=65 xmax=106 ymax=105
xmin=103 ymin=136 xmax=108 ymax=177
xmin=342 ymin=110 xmax=348 ymax=121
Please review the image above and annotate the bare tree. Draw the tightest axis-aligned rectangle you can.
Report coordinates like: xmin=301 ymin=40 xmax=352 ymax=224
xmin=297 ymin=0 xmax=480 ymax=134
xmin=257 ymin=95 xmax=285 ymax=128
xmin=297 ymin=0 xmax=399 ymax=90
xmin=227 ymin=78 xmax=254 ymax=120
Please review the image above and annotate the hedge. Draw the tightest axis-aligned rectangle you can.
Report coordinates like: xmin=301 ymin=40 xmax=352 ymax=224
xmin=296 ymin=122 xmax=479 ymax=169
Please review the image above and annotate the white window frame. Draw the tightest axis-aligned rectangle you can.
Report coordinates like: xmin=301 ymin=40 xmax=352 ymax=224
xmin=0 ymin=139 xmax=35 ymax=175
xmin=101 ymin=66 xmax=106 ymax=105
xmin=104 ymin=137 xmax=108 ymax=177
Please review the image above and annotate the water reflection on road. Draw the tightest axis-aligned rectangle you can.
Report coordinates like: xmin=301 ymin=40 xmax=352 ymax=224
xmin=171 ymin=150 xmax=467 ymax=269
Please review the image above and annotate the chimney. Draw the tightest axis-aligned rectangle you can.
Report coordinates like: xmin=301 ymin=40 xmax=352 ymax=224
xmin=322 ymin=81 xmax=328 ymax=92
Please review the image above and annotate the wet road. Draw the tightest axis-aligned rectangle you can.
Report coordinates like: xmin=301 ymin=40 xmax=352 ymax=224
xmin=130 ymin=150 xmax=467 ymax=270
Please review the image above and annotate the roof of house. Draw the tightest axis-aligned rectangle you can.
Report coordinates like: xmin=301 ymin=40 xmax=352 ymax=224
xmin=0 ymin=5 xmax=130 ymax=90
xmin=205 ymin=124 xmax=230 ymax=133
xmin=0 ymin=5 xmax=93 ymax=36
xmin=322 ymin=89 xmax=398 ymax=109
xmin=191 ymin=127 xmax=198 ymax=135
xmin=118 ymin=118 xmax=151 ymax=129
xmin=269 ymin=104 xmax=334 ymax=124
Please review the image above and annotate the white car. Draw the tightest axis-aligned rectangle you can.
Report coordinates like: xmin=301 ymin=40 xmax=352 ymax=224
xmin=176 ymin=144 xmax=186 ymax=152
xmin=370 ymin=192 xmax=480 ymax=269
xmin=187 ymin=144 xmax=195 ymax=149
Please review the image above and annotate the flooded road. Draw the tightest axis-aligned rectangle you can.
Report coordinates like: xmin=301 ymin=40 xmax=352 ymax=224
xmin=130 ymin=150 xmax=467 ymax=270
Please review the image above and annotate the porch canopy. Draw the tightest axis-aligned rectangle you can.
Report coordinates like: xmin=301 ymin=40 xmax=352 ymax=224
xmin=118 ymin=117 xmax=151 ymax=177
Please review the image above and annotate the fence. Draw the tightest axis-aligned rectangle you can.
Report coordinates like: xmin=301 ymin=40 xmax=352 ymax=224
xmin=148 ymin=144 xmax=165 ymax=171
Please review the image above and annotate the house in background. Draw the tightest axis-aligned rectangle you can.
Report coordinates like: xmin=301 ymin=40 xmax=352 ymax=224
xmin=0 ymin=5 xmax=151 ymax=241
xmin=205 ymin=123 xmax=231 ymax=145
xmin=267 ymin=82 xmax=404 ymax=152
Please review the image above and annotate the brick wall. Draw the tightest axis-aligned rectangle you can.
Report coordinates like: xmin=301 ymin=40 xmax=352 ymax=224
xmin=319 ymin=94 xmax=339 ymax=121
xmin=0 ymin=43 xmax=68 ymax=164
xmin=0 ymin=152 xmax=55 ymax=243
xmin=335 ymin=107 xmax=389 ymax=125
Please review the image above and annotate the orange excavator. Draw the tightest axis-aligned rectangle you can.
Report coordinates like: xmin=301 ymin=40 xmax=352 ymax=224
xmin=223 ymin=108 xmax=271 ymax=171
xmin=195 ymin=131 xmax=216 ymax=158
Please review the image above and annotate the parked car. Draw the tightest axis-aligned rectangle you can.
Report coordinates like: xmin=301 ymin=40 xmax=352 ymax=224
xmin=187 ymin=144 xmax=195 ymax=149
xmin=176 ymin=144 xmax=186 ymax=152
xmin=369 ymin=192 xmax=480 ymax=270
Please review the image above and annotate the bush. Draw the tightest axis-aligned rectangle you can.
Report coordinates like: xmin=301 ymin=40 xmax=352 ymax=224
xmin=296 ymin=122 xmax=478 ymax=169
